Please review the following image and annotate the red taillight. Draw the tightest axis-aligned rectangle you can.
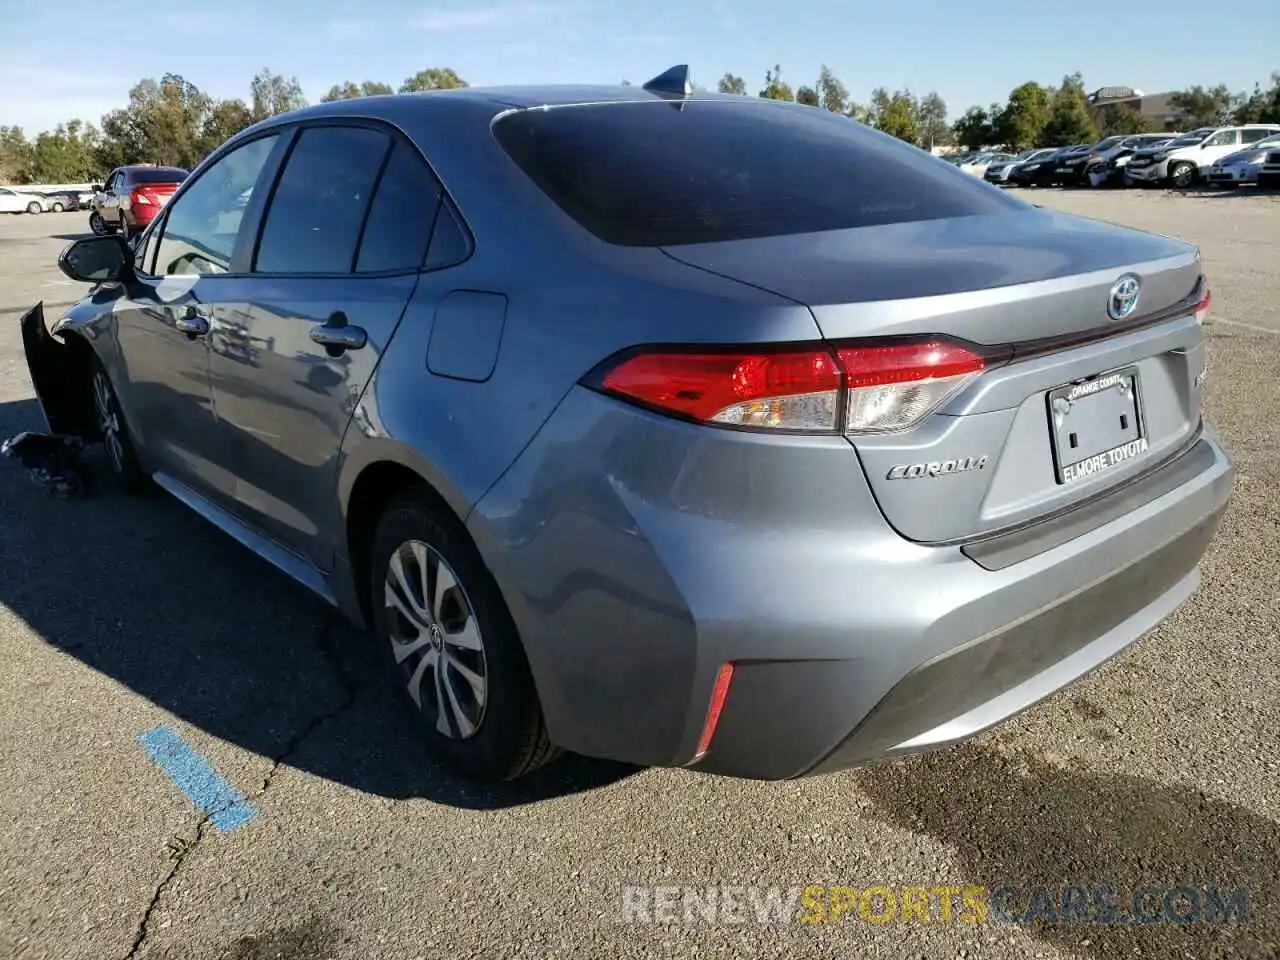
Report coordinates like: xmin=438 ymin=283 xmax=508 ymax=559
xmin=131 ymin=188 xmax=152 ymax=206
xmin=1194 ymin=282 xmax=1211 ymax=323
xmin=693 ymin=663 xmax=735 ymax=760
xmin=596 ymin=339 xmax=987 ymax=434
xmin=601 ymin=347 xmax=842 ymax=430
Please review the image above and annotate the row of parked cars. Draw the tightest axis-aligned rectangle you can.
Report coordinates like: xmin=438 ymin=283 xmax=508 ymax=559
xmin=0 ymin=186 xmax=93 ymax=214
xmin=948 ymin=123 xmax=1280 ymax=190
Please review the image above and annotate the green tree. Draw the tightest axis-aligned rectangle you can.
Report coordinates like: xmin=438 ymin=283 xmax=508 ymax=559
xmin=994 ymin=81 xmax=1050 ymax=151
xmin=1169 ymin=84 xmax=1237 ymax=127
xmin=867 ymin=87 xmax=892 ymax=127
xmin=952 ymin=105 xmax=993 ymax=151
xmin=876 ymin=90 xmax=920 ymax=143
xmin=97 ymin=74 xmax=215 ymax=170
xmin=1040 ymin=74 xmax=1098 ymax=146
xmin=1096 ymin=102 xmax=1152 ymax=137
xmin=399 ymin=68 xmax=468 ymax=93
xmin=795 ymin=85 xmax=820 ymax=107
xmin=0 ymin=126 xmax=34 ymax=183
xmin=758 ymin=65 xmax=794 ymax=101
xmin=846 ymin=102 xmax=871 ymax=124
xmin=717 ymin=73 xmax=746 ymax=95
xmin=914 ymin=91 xmax=949 ymax=149
xmin=30 ymin=120 xmax=100 ymax=182
xmin=250 ymin=68 xmax=307 ymax=121
xmin=816 ymin=65 xmax=848 ymax=114
xmin=1232 ymin=74 xmax=1280 ymax=124
xmin=321 ymin=80 xmax=394 ymax=102
xmin=198 ymin=99 xmax=254 ymax=158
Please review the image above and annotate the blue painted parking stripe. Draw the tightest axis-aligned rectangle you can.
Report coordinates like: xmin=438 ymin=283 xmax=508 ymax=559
xmin=137 ymin=726 xmax=258 ymax=832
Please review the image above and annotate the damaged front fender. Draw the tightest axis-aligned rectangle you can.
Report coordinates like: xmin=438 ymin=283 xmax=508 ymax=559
xmin=20 ymin=301 xmax=99 ymax=439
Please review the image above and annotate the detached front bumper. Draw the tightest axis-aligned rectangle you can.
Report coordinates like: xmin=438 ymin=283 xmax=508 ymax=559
xmin=1125 ymin=161 xmax=1168 ymax=183
xmin=19 ymin=303 xmax=97 ymax=438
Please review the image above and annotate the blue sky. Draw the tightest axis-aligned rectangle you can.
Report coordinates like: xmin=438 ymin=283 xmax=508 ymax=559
xmin=2 ymin=0 xmax=1276 ymax=134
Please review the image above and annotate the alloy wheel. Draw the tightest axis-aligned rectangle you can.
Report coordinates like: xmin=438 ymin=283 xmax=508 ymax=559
xmin=384 ymin=539 xmax=488 ymax=739
xmin=92 ymin=370 xmax=124 ymax=474
xmin=89 ymin=212 xmax=106 ymax=236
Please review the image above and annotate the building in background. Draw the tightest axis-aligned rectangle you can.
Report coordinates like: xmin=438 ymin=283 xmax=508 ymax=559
xmin=1089 ymin=86 xmax=1185 ymax=131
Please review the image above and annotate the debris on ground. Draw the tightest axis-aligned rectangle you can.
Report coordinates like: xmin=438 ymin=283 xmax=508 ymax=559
xmin=0 ymin=431 xmax=92 ymax=498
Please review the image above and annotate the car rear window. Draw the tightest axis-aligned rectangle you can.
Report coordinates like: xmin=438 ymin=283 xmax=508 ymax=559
xmin=130 ymin=168 xmax=188 ymax=184
xmin=492 ymin=100 xmax=1025 ymax=247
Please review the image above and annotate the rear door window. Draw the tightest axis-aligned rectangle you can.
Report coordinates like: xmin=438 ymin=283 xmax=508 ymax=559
xmin=493 ymin=100 xmax=1025 ymax=247
xmin=354 ymin=143 xmax=441 ymax=273
xmin=255 ymin=125 xmax=391 ymax=274
xmin=1241 ymin=128 xmax=1278 ymax=144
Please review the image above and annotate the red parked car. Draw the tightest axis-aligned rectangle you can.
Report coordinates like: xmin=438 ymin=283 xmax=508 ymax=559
xmin=89 ymin=165 xmax=188 ymax=238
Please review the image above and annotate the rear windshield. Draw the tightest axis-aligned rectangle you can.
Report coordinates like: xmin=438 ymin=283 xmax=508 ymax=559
xmin=130 ymin=168 xmax=188 ymax=184
xmin=492 ymin=100 xmax=1025 ymax=247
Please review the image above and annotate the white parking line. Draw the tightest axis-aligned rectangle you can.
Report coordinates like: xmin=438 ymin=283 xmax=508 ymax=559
xmin=1212 ymin=316 xmax=1279 ymax=336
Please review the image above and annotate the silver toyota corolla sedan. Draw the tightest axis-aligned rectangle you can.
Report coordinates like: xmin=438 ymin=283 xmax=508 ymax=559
xmin=21 ymin=66 xmax=1233 ymax=783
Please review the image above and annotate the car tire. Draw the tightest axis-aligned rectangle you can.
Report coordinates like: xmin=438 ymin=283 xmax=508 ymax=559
xmin=1169 ymin=161 xmax=1197 ymax=189
xmin=89 ymin=211 xmax=107 ymax=236
xmin=51 ymin=201 xmax=65 ymax=213
xmin=25 ymin=201 xmax=41 ymax=215
xmin=368 ymin=490 xmax=560 ymax=782
xmin=89 ymin=355 xmax=148 ymax=495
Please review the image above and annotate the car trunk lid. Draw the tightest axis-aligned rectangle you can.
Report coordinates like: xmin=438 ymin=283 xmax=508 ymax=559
xmin=662 ymin=208 xmax=1208 ymax=543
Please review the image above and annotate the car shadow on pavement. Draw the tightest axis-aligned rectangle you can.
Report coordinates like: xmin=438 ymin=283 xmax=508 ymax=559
xmin=854 ymin=742 xmax=1278 ymax=958
xmin=0 ymin=397 xmax=639 ymax=810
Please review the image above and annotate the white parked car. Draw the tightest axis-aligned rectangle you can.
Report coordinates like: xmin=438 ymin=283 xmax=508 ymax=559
xmin=1207 ymin=132 xmax=1280 ymax=187
xmin=1125 ymin=124 xmax=1280 ymax=188
xmin=0 ymin=187 xmax=47 ymax=214
xmin=959 ymin=151 xmax=1016 ymax=176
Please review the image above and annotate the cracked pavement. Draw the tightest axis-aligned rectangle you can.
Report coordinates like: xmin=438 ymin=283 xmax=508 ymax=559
xmin=1 ymin=191 xmax=1278 ymax=960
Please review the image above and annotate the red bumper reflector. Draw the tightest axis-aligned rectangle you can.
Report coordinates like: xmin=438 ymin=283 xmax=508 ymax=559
xmin=694 ymin=662 xmax=735 ymax=760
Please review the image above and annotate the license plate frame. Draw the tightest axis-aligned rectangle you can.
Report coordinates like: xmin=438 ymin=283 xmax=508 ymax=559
xmin=1046 ymin=366 xmax=1148 ymax=485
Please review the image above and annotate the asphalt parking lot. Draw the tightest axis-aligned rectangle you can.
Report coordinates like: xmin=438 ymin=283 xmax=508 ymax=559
xmin=0 ymin=190 xmax=1277 ymax=960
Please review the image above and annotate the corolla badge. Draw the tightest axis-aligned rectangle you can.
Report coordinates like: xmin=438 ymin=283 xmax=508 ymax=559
xmin=1107 ymin=274 xmax=1141 ymax=321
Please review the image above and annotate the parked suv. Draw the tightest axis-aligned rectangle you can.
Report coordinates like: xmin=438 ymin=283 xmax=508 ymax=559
xmin=1125 ymin=125 xmax=1280 ymax=188
xmin=89 ymin=165 xmax=188 ymax=238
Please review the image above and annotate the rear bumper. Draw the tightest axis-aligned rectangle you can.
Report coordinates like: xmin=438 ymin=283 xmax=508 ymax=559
xmin=469 ymin=385 xmax=1234 ymax=780
xmin=127 ymin=206 xmax=161 ymax=227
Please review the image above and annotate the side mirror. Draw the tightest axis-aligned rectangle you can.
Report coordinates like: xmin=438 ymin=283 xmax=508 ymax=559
xmin=58 ymin=236 xmax=132 ymax=284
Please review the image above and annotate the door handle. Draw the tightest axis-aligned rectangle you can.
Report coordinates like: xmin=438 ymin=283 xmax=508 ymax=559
xmin=309 ymin=312 xmax=368 ymax=354
xmin=175 ymin=306 xmax=210 ymax=337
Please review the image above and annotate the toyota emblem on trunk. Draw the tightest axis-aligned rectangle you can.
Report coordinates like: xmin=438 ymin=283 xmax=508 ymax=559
xmin=1108 ymin=274 xmax=1141 ymax=321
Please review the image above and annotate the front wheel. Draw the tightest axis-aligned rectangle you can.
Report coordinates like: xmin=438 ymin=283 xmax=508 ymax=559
xmin=1169 ymin=162 xmax=1197 ymax=189
xmin=90 ymin=357 xmax=148 ymax=494
xmin=50 ymin=201 xmax=65 ymax=213
xmin=25 ymin=201 xmax=41 ymax=215
xmin=89 ymin=211 xmax=107 ymax=236
xmin=369 ymin=491 xmax=560 ymax=782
